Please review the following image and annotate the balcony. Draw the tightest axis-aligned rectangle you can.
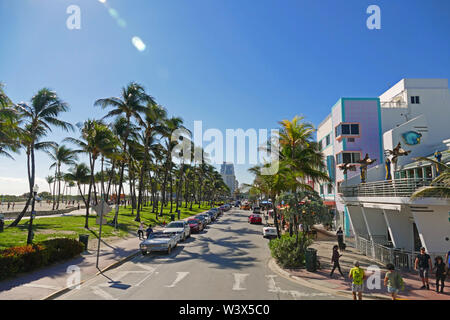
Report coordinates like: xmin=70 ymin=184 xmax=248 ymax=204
xmin=338 ymin=178 xmax=441 ymax=198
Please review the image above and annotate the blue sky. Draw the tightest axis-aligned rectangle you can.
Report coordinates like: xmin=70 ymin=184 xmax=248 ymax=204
xmin=0 ymin=0 xmax=449 ymax=194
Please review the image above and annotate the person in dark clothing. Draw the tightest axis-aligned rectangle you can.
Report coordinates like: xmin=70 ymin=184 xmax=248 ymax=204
xmin=336 ymin=227 xmax=344 ymax=250
xmin=414 ymin=247 xmax=432 ymax=290
xmin=145 ymin=225 xmax=153 ymax=238
xmin=434 ymin=256 xmax=447 ymax=293
xmin=330 ymin=245 xmax=345 ymax=278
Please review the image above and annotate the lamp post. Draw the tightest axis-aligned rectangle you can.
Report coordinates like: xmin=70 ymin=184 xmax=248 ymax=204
xmin=27 ymin=184 xmax=39 ymax=245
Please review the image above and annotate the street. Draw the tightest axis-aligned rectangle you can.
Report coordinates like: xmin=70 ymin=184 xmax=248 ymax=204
xmin=57 ymin=208 xmax=347 ymax=300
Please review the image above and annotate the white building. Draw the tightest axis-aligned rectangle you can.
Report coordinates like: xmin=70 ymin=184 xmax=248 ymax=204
xmin=220 ymin=162 xmax=237 ymax=195
xmin=317 ymin=79 xmax=450 ymax=268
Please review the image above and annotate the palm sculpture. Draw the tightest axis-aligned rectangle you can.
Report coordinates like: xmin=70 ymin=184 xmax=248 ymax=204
xmin=356 ymin=153 xmax=377 ymax=183
xmin=338 ymin=162 xmax=357 ymax=187
xmin=384 ymin=142 xmax=411 ymax=179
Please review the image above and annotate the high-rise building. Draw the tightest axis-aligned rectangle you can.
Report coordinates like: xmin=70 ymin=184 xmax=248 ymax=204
xmin=220 ymin=162 xmax=237 ymax=194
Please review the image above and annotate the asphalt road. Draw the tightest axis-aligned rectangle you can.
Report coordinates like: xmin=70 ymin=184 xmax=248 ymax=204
xmin=58 ymin=208 xmax=345 ymax=300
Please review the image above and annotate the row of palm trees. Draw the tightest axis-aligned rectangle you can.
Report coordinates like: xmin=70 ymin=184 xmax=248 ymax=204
xmin=247 ymin=116 xmax=330 ymax=242
xmin=0 ymin=82 xmax=230 ymax=230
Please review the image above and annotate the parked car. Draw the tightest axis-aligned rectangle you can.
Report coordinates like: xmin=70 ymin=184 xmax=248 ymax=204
xmin=163 ymin=221 xmax=191 ymax=241
xmin=206 ymin=211 xmax=216 ymax=222
xmin=240 ymin=203 xmax=251 ymax=210
xmin=252 ymin=207 xmax=261 ymax=214
xmin=195 ymin=215 xmax=209 ymax=227
xmin=263 ymin=225 xmax=278 ymax=239
xmin=248 ymin=214 xmax=263 ymax=224
xmin=209 ymin=208 xmax=220 ymax=218
xmin=163 ymin=229 xmax=184 ymax=244
xmin=140 ymin=231 xmax=178 ymax=255
xmin=197 ymin=213 xmax=211 ymax=224
xmin=187 ymin=218 xmax=202 ymax=233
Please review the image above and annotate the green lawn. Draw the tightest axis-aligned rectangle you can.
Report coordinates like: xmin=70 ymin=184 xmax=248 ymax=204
xmin=0 ymin=202 xmax=214 ymax=250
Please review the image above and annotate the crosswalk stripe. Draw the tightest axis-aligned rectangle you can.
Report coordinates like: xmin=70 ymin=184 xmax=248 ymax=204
xmin=166 ymin=272 xmax=189 ymax=288
xmin=232 ymin=273 xmax=249 ymax=291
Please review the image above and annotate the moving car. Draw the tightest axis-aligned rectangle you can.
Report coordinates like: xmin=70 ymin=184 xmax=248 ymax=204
xmin=240 ymin=203 xmax=251 ymax=210
xmin=263 ymin=225 xmax=278 ymax=239
xmin=248 ymin=214 xmax=262 ymax=224
xmin=163 ymin=221 xmax=191 ymax=241
xmin=140 ymin=231 xmax=178 ymax=255
xmin=187 ymin=218 xmax=203 ymax=233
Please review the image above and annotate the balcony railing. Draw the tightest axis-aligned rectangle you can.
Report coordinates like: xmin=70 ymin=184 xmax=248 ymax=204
xmin=338 ymin=178 xmax=439 ymax=198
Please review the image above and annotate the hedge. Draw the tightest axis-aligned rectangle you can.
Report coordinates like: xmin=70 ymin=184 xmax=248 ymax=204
xmin=268 ymin=233 xmax=313 ymax=269
xmin=0 ymin=238 xmax=84 ymax=281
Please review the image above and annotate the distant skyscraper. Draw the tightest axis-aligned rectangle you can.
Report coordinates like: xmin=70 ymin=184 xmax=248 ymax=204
xmin=220 ymin=162 xmax=237 ymax=194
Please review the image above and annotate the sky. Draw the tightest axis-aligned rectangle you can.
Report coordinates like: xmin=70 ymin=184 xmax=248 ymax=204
xmin=0 ymin=0 xmax=449 ymax=195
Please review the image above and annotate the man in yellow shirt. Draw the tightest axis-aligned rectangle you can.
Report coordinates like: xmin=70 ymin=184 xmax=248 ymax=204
xmin=348 ymin=261 xmax=365 ymax=300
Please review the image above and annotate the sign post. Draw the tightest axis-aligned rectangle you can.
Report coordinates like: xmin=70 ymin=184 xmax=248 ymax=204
xmin=93 ymin=200 xmax=111 ymax=270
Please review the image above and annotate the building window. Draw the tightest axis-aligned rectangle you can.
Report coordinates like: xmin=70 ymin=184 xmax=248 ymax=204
xmin=326 ymin=134 xmax=330 ymax=146
xmin=347 ymin=137 xmax=355 ymax=142
xmin=410 ymin=96 xmax=420 ymax=104
xmin=336 ymin=152 xmax=361 ymax=164
xmin=327 ymin=184 xmax=333 ymax=194
xmin=320 ymin=185 xmax=324 ymax=194
xmin=335 ymin=123 xmax=360 ymax=138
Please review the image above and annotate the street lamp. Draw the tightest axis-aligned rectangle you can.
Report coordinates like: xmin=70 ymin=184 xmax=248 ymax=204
xmin=27 ymin=184 xmax=39 ymax=245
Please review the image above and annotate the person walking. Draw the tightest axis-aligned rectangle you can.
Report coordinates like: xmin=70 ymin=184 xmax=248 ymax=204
xmin=336 ymin=227 xmax=345 ymax=250
xmin=330 ymin=245 xmax=345 ymax=279
xmin=414 ymin=247 xmax=432 ymax=290
xmin=348 ymin=261 xmax=365 ymax=300
xmin=384 ymin=263 xmax=404 ymax=300
xmin=138 ymin=222 xmax=145 ymax=240
xmin=434 ymin=256 xmax=447 ymax=294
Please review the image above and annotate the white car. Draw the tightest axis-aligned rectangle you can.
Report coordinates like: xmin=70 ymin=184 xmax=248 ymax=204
xmin=140 ymin=232 xmax=178 ymax=255
xmin=263 ymin=226 xmax=277 ymax=239
xmin=163 ymin=221 xmax=191 ymax=241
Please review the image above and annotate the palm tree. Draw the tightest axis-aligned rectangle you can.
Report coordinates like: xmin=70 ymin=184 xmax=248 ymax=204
xmin=46 ymin=144 xmax=78 ymax=209
xmin=411 ymin=154 xmax=450 ymax=199
xmin=65 ymin=120 xmax=118 ymax=228
xmin=65 ymin=163 xmax=91 ymax=210
xmin=45 ymin=175 xmax=54 ymax=202
xmin=9 ymin=88 xmax=73 ymax=227
xmin=0 ymin=83 xmax=21 ymax=159
xmin=95 ymin=82 xmax=155 ymax=228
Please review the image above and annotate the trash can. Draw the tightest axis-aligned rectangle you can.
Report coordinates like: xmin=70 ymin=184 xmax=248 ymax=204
xmin=305 ymin=248 xmax=317 ymax=272
xmin=79 ymin=234 xmax=89 ymax=251
xmin=171 ymin=214 xmax=175 ymax=221
xmin=0 ymin=215 xmax=4 ymax=232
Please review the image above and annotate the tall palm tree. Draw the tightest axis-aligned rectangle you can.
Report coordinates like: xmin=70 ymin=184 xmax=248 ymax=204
xmin=0 ymin=83 xmax=21 ymax=159
xmin=46 ymin=144 xmax=78 ymax=209
xmin=9 ymin=88 xmax=73 ymax=227
xmin=65 ymin=120 xmax=118 ymax=228
xmin=95 ymin=82 xmax=155 ymax=228
xmin=65 ymin=163 xmax=91 ymax=210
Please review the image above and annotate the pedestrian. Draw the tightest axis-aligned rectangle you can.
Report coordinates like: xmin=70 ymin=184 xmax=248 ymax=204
xmin=138 ymin=222 xmax=144 ymax=240
xmin=145 ymin=225 xmax=153 ymax=238
xmin=7 ymin=202 xmax=10 ymax=210
xmin=12 ymin=202 xmax=15 ymax=209
xmin=330 ymin=245 xmax=345 ymax=279
xmin=446 ymin=250 xmax=450 ymax=269
xmin=336 ymin=227 xmax=344 ymax=250
xmin=434 ymin=256 xmax=447 ymax=294
xmin=384 ymin=263 xmax=404 ymax=300
xmin=414 ymin=247 xmax=432 ymax=290
xmin=348 ymin=260 xmax=365 ymax=300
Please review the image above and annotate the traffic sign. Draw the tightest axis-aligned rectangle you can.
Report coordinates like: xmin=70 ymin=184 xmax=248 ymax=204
xmin=93 ymin=201 xmax=111 ymax=216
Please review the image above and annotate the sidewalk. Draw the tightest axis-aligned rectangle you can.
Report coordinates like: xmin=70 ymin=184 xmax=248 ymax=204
xmin=276 ymin=224 xmax=449 ymax=300
xmin=0 ymin=224 xmax=167 ymax=300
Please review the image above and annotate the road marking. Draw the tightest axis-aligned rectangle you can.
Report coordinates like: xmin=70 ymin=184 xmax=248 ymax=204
xmin=23 ymin=283 xmax=59 ymax=290
xmin=91 ymin=285 xmax=117 ymax=300
xmin=135 ymin=267 xmax=157 ymax=287
xmin=166 ymin=272 xmax=189 ymax=288
xmin=265 ymin=275 xmax=330 ymax=299
xmin=232 ymin=273 xmax=249 ymax=291
xmin=266 ymin=275 xmax=281 ymax=292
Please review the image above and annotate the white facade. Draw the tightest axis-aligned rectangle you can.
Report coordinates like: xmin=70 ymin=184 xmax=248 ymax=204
xmin=220 ymin=162 xmax=237 ymax=195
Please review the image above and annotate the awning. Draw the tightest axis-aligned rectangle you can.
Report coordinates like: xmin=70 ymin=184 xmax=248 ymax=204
xmin=323 ymin=201 xmax=336 ymax=207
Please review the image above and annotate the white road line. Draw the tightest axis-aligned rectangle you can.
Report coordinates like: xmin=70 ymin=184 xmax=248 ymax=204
xmin=232 ymin=273 xmax=249 ymax=291
xmin=135 ymin=267 xmax=157 ymax=287
xmin=23 ymin=283 xmax=59 ymax=290
xmin=266 ymin=275 xmax=281 ymax=292
xmin=91 ymin=285 xmax=117 ymax=300
xmin=265 ymin=275 xmax=330 ymax=299
xmin=165 ymin=272 xmax=189 ymax=288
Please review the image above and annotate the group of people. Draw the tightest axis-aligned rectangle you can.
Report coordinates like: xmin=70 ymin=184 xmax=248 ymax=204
xmin=137 ymin=222 xmax=154 ymax=240
xmin=330 ymin=228 xmax=449 ymax=300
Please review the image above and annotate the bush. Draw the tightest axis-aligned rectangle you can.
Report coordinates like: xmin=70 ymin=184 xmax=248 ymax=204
xmin=268 ymin=233 xmax=313 ymax=269
xmin=0 ymin=238 xmax=84 ymax=281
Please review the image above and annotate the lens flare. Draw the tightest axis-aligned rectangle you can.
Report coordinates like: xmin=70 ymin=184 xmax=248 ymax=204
xmin=132 ymin=36 xmax=146 ymax=52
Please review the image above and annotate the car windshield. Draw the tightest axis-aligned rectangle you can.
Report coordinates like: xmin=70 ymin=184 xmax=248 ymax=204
xmin=166 ymin=222 xmax=184 ymax=228
xmin=147 ymin=232 xmax=171 ymax=239
xmin=188 ymin=219 xmax=199 ymax=224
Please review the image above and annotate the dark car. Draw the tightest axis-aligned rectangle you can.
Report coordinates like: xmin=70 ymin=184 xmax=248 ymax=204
xmin=206 ymin=211 xmax=216 ymax=222
xmin=187 ymin=218 xmax=202 ymax=233
xmin=195 ymin=215 xmax=208 ymax=229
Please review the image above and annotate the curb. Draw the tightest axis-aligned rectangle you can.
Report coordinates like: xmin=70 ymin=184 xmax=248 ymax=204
xmin=41 ymin=250 xmax=140 ymax=300
xmin=268 ymin=258 xmax=390 ymax=300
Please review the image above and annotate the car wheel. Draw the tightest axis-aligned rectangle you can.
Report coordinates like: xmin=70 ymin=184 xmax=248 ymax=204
xmin=167 ymin=246 xmax=172 ymax=254
xmin=141 ymin=250 xmax=147 ymax=256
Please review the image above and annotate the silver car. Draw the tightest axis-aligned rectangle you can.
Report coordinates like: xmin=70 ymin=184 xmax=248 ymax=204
xmin=163 ymin=221 xmax=191 ymax=241
xmin=140 ymin=231 xmax=178 ymax=255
